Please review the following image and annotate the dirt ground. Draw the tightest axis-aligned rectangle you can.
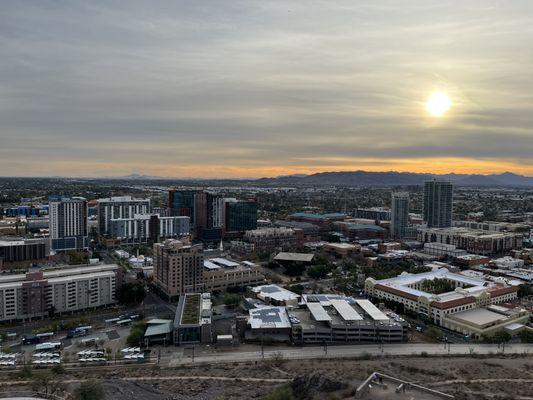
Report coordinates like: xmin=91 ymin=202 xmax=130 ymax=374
xmin=1 ymin=354 xmax=532 ymax=399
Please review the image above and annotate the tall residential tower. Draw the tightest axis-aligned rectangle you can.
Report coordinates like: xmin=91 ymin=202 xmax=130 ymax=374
xmin=391 ymin=192 xmax=409 ymax=239
xmin=423 ymin=180 xmax=453 ymax=228
xmin=49 ymin=197 xmax=88 ymax=252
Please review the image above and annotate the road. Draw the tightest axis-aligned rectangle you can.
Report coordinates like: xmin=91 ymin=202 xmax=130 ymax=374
xmin=167 ymin=342 xmax=533 ymax=366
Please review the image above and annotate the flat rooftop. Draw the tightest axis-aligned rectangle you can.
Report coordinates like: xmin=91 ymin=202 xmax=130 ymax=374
xmin=448 ymin=308 xmax=507 ymax=327
xmin=251 ymin=284 xmax=299 ymax=303
xmin=249 ymin=306 xmax=291 ymax=329
xmin=274 ymin=252 xmax=314 ymax=263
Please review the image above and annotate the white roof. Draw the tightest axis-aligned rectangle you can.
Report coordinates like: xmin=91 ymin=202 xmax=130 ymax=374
xmin=251 ymin=284 xmax=299 ymax=303
xmin=209 ymin=258 xmax=240 ymax=268
xmin=373 ymin=268 xmax=491 ymax=301
xmin=330 ymin=299 xmax=363 ymax=321
xmin=355 ymin=299 xmax=389 ymax=321
xmin=249 ymin=306 xmax=291 ymax=329
xmin=204 ymin=260 xmax=221 ymax=270
xmin=504 ymin=323 xmax=524 ymax=332
xmin=307 ymin=302 xmax=332 ymax=322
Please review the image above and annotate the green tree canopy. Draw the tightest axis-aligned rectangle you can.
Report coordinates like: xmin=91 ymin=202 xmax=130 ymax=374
xmin=116 ymin=282 xmax=146 ymax=306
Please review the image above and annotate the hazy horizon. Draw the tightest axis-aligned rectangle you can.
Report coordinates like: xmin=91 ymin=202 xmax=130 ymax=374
xmin=2 ymin=1 xmax=533 ymax=178
xmin=2 ymin=168 xmax=533 ymax=180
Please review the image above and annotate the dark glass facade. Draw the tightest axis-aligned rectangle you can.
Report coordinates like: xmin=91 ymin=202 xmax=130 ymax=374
xmin=225 ymin=200 xmax=258 ymax=232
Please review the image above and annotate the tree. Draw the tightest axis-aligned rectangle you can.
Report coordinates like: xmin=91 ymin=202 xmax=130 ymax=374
xmin=426 ymin=326 xmax=442 ymax=341
xmin=75 ymin=380 xmax=104 ymax=400
xmin=68 ymin=250 xmax=88 ymax=265
xmin=493 ymin=330 xmax=512 ymax=343
xmin=126 ymin=322 xmax=147 ymax=345
xmin=288 ymin=284 xmax=304 ymax=295
xmin=518 ymin=284 xmax=533 ymax=298
xmin=307 ymin=264 xmax=329 ymax=280
xmin=520 ymin=329 xmax=533 ymax=343
xmin=116 ymin=282 xmax=146 ymax=306
xmin=284 ymin=263 xmax=306 ymax=277
xmin=223 ymin=293 xmax=241 ymax=307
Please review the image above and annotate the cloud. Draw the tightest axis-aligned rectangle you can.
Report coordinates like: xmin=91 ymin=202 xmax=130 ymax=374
xmin=0 ymin=0 xmax=532 ymax=177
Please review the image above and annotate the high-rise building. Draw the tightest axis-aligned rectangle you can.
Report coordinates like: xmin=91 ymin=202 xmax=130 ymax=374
xmin=194 ymin=192 xmax=224 ymax=242
xmin=423 ymin=180 xmax=453 ymax=228
xmin=49 ymin=197 xmax=88 ymax=252
xmin=153 ymin=239 xmax=204 ymax=299
xmin=168 ymin=190 xmax=198 ymax=223
xmin=225 ymin=199 xmax=258 ymax=233
xmin=97 ymin=196 xmax=151 ymax=236
xmin=109 ymin=214 xmax=190 ymax=244
xmin=391 ymin=192 xmax=409 ymax=239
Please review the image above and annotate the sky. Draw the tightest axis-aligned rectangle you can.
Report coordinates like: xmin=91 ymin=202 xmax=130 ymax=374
xmin=1 ymin=0 xmax=533 ymax=178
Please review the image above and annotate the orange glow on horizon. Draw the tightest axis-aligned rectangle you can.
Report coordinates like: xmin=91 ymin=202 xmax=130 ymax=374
xmin=5 ymin=157 xmax=532 ymax=178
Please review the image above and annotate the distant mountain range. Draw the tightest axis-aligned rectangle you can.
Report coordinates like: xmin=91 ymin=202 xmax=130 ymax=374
xmin=110 ymin=170 xmax=533 ymax=187
xmin=255 ymin=171 xmax=533 ymax=187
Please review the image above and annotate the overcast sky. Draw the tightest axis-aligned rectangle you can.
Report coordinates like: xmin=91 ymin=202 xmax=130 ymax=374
xmin=1 ymin=0 xmax=533 ymax=178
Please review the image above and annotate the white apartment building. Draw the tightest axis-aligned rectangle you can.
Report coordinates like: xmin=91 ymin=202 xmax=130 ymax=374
xmin=0 ymin=264 xmax=119 ymax=322
xmin=49 ymin=197 xmax=88 ymax=252
xmin=97 ymin=196 xmax=151 ymax=235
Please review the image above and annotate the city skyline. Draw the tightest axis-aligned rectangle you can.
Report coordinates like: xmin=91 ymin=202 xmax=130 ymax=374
xmin=2 ymin=1 xmax=533 ymax=178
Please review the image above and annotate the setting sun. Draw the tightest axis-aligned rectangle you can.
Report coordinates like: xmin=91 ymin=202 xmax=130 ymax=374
xmin=426 ymin=92 xmax=451 ymax=117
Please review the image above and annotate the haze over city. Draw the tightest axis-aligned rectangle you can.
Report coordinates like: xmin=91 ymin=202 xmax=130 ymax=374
xmin=1 ymin=1 xmax=533 ymax=178
xmin=3 ymin=2 xmax=533 ymax=399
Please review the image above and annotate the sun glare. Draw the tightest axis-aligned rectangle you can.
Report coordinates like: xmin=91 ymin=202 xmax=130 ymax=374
xmin=426 ymin=92 xmax=451 ymax=117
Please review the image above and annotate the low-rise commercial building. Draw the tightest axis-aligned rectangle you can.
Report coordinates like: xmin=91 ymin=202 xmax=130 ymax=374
xmin=243 ymin=227 xmax=296 ymax=254
xmin=289 ymin=212 xmax=346 ymax=226
xmin=334 ymin=222 xmax=387 ymax=241
xmin=491 ymin=256 xmax=525 ymax=269
xmin=354 ymin=208 xmax=391 ymax=221
xmin=423 ymin=242 xmax=467 ymax=258
xmin=229 ymin=240 xmax=255 ymax=255
xmin=365 ymin=268 xmax=519 ymax=326
xmin=377 ymin=242 xmax=401 ymax=254
xmin=453 ymin=220 xmax=530 ymax=233
xmin=441 ymin=305 xmax=530 ymax=340
xmin=0 ymin=238 xmax=50 ymax=269
xmin=418 ymin=227 xmax=523 ymax=255
xmin=173 ymin=293 xmax=212 ymax=345
xmin=454 ymin=254 xmax=491 ymax=268
xmin=0 ymin=264 xmax=119 ymax=322
xmin=249 ymin=284 xmax=300 ymax=306
xmin=274 ymin=220 xmax=320 ymax=243
xmin=322 ymin=242 xmax=360 ymax=258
